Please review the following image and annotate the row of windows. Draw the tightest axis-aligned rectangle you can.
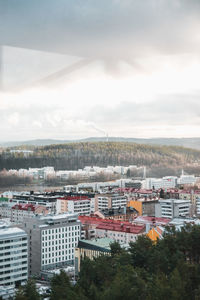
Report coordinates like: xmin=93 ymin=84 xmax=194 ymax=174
xmin=42 ymin=249 xmax=74 ymax=258
xmin=0 ymin=273 xmax=27 ymax=281
xmin=0 ymin=255 xmax=27 ymax=264
xmin=42 ymin=232 xmax=79 ymax=241
xmin=0 ymin=267 xmax=27 ymax=276
xmin=0 ymin=237 xmax=27 ymax=244
xmin=0 ymin=249 xmax=27 ymax=256
xmin=42 ymin=243 xmax=77 ymax=252
xmin=0 ymin=243 xmax=27 ymax=251
xmin=42 ymin=237 xmax=79 ymax=246
xmin=0 ymin=261 xmax=27 ymax=269
xmin=109 ymin=232 xmax=135 ymax=239
xmin=42 ymin=226 xmax=80 ymax=235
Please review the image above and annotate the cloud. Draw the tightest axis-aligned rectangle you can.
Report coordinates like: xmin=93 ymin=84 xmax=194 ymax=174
xmin=1 ymin=88 xmax=200 ymax=141
xmin=1 ymin=0 xmax=200 ymax=60
xmin=85 ymin=94 xmax=200 ymax=126
xmin=0 ymin=1 xmax=200 ymax=140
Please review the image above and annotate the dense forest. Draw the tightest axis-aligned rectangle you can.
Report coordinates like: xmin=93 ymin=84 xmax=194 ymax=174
xmin=1 ymin=142 xmax=200 ymax=177
xmin=15 ymin=224 xmax=200 ymax=300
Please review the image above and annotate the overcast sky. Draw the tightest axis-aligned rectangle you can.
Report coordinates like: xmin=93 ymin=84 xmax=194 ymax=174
xmin=0 ymin=0 xmax=200 ymax=141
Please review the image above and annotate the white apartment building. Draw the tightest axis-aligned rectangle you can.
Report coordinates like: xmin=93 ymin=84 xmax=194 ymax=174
xmin=21 ymin=213 xmax=81 ymax=276
xmin=68 ymin=199 xmax=91 ymax=216
xmin=144 ymin=178 xmax=163 ymax=190
xmin=155 ymin=199 xmax=191 ymax=219
xmin=144 ymin=177 xmax=177 ymax=190
xmin=162 ymin=176 xmax=178 ymax=189
xmin=178 ymin=174 xmax=196 ymax=186
xmin=95 ymin=222 xmax=145 ymax=244
xmin=0 ymin=224 xmax=28 ymax=286
xmin=95 ymin=193 xmax=127 ymax=211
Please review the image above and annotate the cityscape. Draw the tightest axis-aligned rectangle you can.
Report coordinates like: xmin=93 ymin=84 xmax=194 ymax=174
xmin=1 ymin=163 xmax=200 ymax=298
xmin=1 ymin=0 xmax=200 ymax=299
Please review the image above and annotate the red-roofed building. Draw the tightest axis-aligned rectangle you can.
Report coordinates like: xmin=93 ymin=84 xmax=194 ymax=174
xmin=11 ymin=203 xmax=48 ymax=222
xmin=79 ymin=216 xmax=145 ymax=242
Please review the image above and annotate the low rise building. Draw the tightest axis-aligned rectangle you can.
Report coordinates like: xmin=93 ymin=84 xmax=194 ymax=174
xmin=0 ymin=285 xmax=15 ymax=299
xmin=79 ymin=216 xmax=144 ymax=242
xmin=11 ymin=204 xmax=48 ymax=223
xmin=75 ymin=238 xmax=112 ymax=273
xmin=95 ymin=220 xmax=145 ymax=243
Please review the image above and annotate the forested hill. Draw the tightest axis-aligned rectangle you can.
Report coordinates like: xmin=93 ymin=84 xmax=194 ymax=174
xmin=1 ymin=142 xmax=200 ymax=176
xmin=2 ymin=137 xmax=200 ymax=149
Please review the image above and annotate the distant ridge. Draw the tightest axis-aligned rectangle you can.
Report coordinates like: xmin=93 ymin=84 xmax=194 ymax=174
xmin=1 ymin=137 xmax=200 ymax=150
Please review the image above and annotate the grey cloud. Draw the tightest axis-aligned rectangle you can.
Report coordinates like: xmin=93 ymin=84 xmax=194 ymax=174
xmin=83 ymin=93 xmax=200 ymax=126
xmin=0 ymin=0 xmax=200 ymax=60
xmin=1 ymin=92 xmax=200 ymax=141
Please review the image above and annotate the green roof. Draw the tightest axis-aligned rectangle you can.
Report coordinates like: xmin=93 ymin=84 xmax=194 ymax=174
xmin=0 ymin=197 xmax=8 ymax=202
xmin=78 ymin=238 xmax=114 ymax=252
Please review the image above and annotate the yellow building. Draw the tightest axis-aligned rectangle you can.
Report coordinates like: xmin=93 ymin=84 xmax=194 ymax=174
xmin=128 ymin=198 xmax=158 ymax=216
xmin=147 ymin=226 xmax=163 ymax=242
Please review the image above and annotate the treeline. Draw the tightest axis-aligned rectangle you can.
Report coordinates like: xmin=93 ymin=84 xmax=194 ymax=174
xmin=15 ymin=224 xmax=200 ymax=300
xmin=44 ymin=172 xmax=120 ymax=186
xmin=1 ymin=142 xmax=200 ymax=176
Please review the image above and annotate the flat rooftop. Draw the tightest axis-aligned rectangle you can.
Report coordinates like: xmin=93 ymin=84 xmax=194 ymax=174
xmin=78 ymin=238 xmax=114 ymax=250
xmin=0 ymin=227 xmax=27 ymax=239
xmin=159 ymin=199 xmax=191 ymax=204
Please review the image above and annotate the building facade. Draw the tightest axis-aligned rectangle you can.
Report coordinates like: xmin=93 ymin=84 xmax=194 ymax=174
xmin=95 ymin=193 xmax=127 ymax=211
xmin=0 ymin=225 xmax=28 ymax=286
xmin=21 ymin=213 xmax=81 ymax=276
xmin=56 ymin=196 xmax=91 ymax=216
xmin=155 ymin=199 xmax=190 ymax=218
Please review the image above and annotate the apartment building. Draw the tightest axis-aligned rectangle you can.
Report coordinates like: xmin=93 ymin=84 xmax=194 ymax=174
xmin=21 ymin=213 xmax=81 ymax=276
xmin=95 ymin=221 xmax=145 ymax=243
xmin=95 ymin=193 xmax=127 ymax=211
xmin=162 ymin=176 xmax=178 ymax=189
xmin=0 ymin=223 xmax=28 ymax=286
xmin=12 ymin=192 xmax=58 ymax=213
xmin=128 ymin=198 xmax=158 ymax=217
xmin=79 ymin=216 xmax=145 ymax=243
xmin=56 ymin=196 xmax=91 ymax=216
xmin=178 ymin=174 xmax=196 ymax=186
xmin=94 ymin=206 xmax=137 ymax=222
xmin=11 ymin=204 xmax=48 ymax=223
xmin=155 ymin=199 xmax=190 ymax=218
